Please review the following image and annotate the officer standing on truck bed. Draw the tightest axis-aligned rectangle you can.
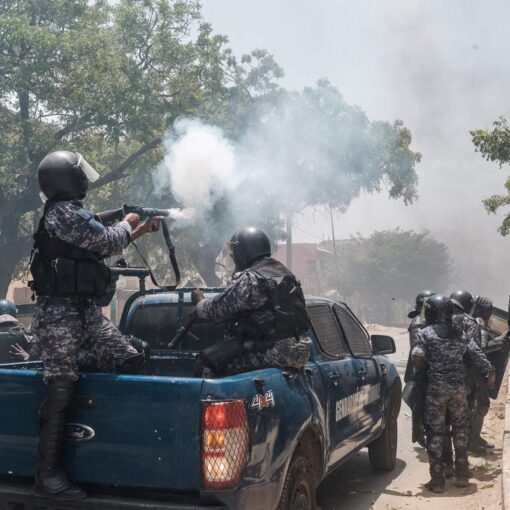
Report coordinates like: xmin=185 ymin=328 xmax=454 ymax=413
xmin=191 ymin=227 xmax=312 ymax=376
xmin=30 ymin=151 xmax=161 ymax=501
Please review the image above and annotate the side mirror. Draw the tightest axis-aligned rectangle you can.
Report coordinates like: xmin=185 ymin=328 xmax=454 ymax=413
xmin=371 ymin=335 xmax=396 ymax=355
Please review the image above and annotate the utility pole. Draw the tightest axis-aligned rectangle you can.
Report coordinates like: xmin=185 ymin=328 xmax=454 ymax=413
xmin=329 ymin=206 xmax=341 ymax=296
xmin=286 ymin=212 xmax=293 ymax=271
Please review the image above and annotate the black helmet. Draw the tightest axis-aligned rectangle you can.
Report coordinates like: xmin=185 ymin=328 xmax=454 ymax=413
xmin=38 ymin=150 xmax=100 ymax=201
xmin=424 ymin=294 xmax=454 ymax=325
xmin=449 ymin=290 xmax=474 ymax=314
xmin=0 ymin=299 xmax=17 ymax=317
xmin=408 ymin=290 xmax=437 ymax=318
xmin=472 ymin=296 xmax=493 ymax=322
xmin=228 ymin=227 xmax=272 ymax=271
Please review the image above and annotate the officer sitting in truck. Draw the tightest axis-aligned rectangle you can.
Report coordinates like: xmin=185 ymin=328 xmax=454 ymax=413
xmin=191 ymin=227 xmax=312 ymax=377
xmin=0 ymin=300 xmax=36 ymax=363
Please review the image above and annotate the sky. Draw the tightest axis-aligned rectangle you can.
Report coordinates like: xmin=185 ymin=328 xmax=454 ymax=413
xmin=201 ymin=0 xmax=510 ymax=306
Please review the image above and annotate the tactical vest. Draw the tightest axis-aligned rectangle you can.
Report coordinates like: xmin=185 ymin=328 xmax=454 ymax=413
xmin=228 ymin=257 xmax=310 ymax=342
xmin=29 ymin=202 xmax=111 ymax=298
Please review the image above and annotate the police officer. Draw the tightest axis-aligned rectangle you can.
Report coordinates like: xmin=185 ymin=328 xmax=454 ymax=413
xmin=450 ymin=290 xmax=495 ymax=454
xmin=405 ymin=290 xmax=436 ymax=447
xmin=469 ymin=296 xmax=507 ymax=449
xmin=191 ymin=227 xmax=312 ymax=376
xmin=412 ymin=295 xmax=494 ymax=493
xmin=30 ymin=151 xmax=160 ymax=500
xmin=0 ymin=300 xmax=34 ymax=363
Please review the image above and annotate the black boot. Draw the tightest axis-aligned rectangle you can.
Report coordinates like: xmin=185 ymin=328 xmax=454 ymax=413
xmin=426 ymin=451 xmax=445 ymax=493
xmin=454 ymin=448 xmax=470 ymax=488
xmin=32 ymin=379 xmax=86 ymax=501
xmin=478 ymin=436 xmax=495 ymax=449
xmin=468 ymin=413 xmax=487 ymax=450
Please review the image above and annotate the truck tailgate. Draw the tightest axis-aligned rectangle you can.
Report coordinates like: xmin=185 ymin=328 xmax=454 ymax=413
xmin=0 ymin=370 xmax=204 ymax=491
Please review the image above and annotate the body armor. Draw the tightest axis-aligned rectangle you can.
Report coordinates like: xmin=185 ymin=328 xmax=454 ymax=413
xmin=228 ymin=257 xmax=310 ymax=343
xmin=30 ymin=203 xmax=111 ymax=298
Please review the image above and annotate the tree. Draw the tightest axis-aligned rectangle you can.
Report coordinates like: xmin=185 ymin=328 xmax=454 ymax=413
xmin=0 ymin=0 xmax=282 ymax=295
xmin=323 ymin=229 xmax=452 ymax=323
xmin=471 ymin=117 xmax=510 ymax=235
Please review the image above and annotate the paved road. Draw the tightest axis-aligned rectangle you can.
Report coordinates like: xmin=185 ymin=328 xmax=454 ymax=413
xmin=316 ymin=327 xmax=504 ymax=510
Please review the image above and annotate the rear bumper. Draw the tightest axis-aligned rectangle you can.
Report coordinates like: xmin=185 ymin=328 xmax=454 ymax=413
xmin=0 ymin=480 xmax=226 ymax=510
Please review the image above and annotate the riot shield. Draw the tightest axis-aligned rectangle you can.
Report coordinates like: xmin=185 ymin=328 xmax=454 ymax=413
xmin=487 ymin=306 xmax=509 ymax=399
xmin=402 ymin=381 xmax=415 ymax=409
xmin=0 ymin=327 xmax=30 ymax=364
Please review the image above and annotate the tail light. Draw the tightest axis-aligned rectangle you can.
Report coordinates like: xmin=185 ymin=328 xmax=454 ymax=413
xmin=202 ymin=400 xmax=249 ymax=489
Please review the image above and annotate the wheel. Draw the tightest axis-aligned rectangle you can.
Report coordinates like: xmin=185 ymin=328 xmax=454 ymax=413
xmin=368 ymin=396 xmax=398 ymax=471
xmin=277 ymin=454 xmax=316 ymax=510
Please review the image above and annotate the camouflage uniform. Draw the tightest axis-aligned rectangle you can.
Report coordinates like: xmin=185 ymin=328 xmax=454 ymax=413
xmin=33 ymin=201 xmax=138 ymax=383
xmin=412 ymin=323 xmax=492 ymax=479
xmin=455 ymin=313 xmax=494 ymax=448
xmin=196 ymin=270 xmax=311 ymax=375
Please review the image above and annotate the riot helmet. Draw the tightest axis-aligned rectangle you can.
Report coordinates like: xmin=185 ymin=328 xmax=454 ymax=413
xmin=472 ymin=296 xmax=493 ymax=323
xmin=408 ymin=290 xmax=436 ymax=319
xmin=424 ymin=294 xmax=454 ymax=325
xmin=449 ymin=290 xmax=475 ymax=314
xmin=38 ymin=150 xmax=100 ymax=201
xmin=228 ymin=227 xmax=272 ymax=272
xmin=0 ymin=300 xmax=17 ymax=317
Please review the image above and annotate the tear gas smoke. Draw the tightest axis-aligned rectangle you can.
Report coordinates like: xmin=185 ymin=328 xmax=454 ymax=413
xmin=156 ymin=119 xmax=237 ymax=220
xmin=201 ymin=0 xmax=510 ymax=307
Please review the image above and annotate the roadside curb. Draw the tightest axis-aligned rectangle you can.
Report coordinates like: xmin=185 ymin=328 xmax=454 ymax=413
xmin=502 ymin=373 xmax=510 ymax=509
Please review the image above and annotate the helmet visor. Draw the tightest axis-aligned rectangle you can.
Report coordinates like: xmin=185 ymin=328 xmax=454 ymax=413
xmin=75 ymin=153 xmax=100 ymax=183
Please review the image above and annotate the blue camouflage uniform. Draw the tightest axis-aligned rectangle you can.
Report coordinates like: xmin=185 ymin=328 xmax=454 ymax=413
xmin=413 ymin=323 xmax=492 ymax=479
xmin=32 ymin=201 xmax=138 ymax=383
xmin=196 ymin=269 xmax=312 ymax=375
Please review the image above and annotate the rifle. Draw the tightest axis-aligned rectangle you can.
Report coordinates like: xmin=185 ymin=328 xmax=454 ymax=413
xmin=168 ymin=311 xmax=200 ymax=349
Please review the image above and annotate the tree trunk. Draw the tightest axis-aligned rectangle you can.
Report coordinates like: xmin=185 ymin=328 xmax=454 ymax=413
xmin=0 ymin=214 xmax=27 ymax=299
xmin=286 ymin=212 xmax=293 ymax=271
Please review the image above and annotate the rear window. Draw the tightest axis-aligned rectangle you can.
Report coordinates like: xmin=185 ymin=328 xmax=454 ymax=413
xmin=126 ymin=303 xmax=224 ymax=351
xmin=308 ymin=304 xmax=348 ymax=358
xmin=334 ymin=304 xmax=372 ymax=358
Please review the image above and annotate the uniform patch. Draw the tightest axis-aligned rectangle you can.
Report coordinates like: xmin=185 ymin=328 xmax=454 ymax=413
xmin=251 ymin=390 xmax=275 ymax=411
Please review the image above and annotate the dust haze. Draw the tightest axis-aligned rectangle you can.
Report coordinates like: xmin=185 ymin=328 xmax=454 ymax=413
xmin=200 ymin=0 xmax=510 ymax=307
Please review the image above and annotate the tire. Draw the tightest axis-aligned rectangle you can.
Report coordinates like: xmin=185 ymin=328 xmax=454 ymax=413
xmin=368 ymin=395 xmax=398 ymax=471
xmin=277 ymin=454 xmax=316 ymax=510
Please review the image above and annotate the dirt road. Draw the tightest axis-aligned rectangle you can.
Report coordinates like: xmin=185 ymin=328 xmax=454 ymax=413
xmin=316 ymin=326 xmax=505 ymax=510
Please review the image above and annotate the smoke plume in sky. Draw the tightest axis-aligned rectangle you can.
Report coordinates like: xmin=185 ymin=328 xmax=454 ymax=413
xmin=200 ymin=0 xmax=510 ymax=306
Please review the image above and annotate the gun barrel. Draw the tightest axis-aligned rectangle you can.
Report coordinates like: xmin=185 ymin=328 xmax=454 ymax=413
xmin=140 ymin=207 xmax=170 ymax=218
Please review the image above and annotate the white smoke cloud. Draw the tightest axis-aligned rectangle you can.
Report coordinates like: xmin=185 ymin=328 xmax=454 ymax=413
xmin=155 ymin=119 xmax=237 ymax=216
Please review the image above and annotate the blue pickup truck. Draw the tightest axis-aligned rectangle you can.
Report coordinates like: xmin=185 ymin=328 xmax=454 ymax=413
xmin=0 ymin=288 xmax=401 ymax=510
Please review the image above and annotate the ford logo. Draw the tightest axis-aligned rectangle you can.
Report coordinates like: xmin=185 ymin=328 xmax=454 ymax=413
xmin=63 ymin=423 xmax=95 ymax=442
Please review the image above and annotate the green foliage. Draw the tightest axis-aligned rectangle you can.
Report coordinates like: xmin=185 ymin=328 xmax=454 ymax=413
xmin=0 ymin=0 xmax=281 ymax=292
xmin=242 ymin=80 xmax=421 ymax=214
xmin=324 ymin=229 xmax=451 ymax=323
xmin=471 ymin=117 xmax=510 ymax=235
xmin=0 ymin=0 xmax=421 ymax=293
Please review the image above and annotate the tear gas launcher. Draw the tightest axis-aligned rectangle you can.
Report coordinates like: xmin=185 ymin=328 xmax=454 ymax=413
xmin=97 ymin=204 xmax=181 ymax=291
xmin=96 ymin=204 xmax=170 ymax=226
